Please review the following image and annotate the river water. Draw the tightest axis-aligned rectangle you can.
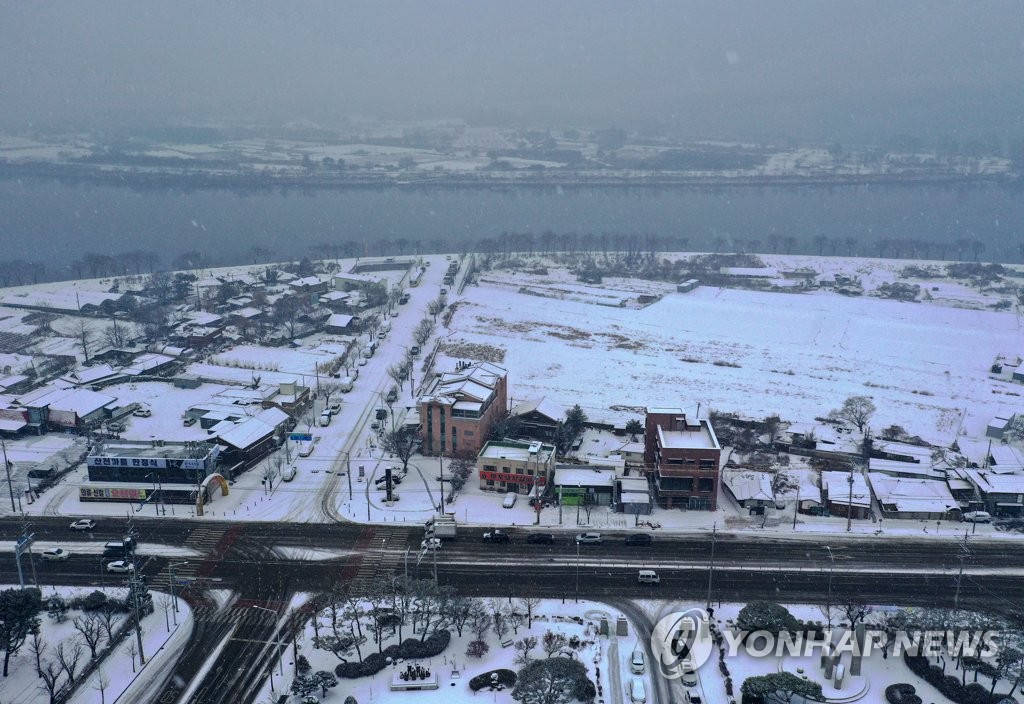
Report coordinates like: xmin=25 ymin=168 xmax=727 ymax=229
xmin=1 ymin=179 xmax=1021 ymax=269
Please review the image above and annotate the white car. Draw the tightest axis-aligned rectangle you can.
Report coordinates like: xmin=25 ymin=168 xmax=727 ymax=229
xmin=41 ymin=547 xmax=71 ymax=561
xmin=298 ymin=443 xmax=315 ymax=458
xmin=421 ymin=538 xmax=442 ymax=551
xmin=106 ymin=560 xmax=135 ymax=573
xmin=70 ymin=519 xmax=97 ymax=531
xmin=357 ymin=357 xmax=367 ymax=366
xmin=132 ymin=407 xmax=151 ymax=417
xmin=962 ymin=511 xmax=992 ymax=523
xmin=329 ymin=401 xmax=342 ymax=414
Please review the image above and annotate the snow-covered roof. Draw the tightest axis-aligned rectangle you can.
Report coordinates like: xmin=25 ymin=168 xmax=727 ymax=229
xmin=479 ymin=440 xmax=554 ymax=464
xmin=326 ymin=313 xmax=354 ymax=328
xmin=962 ymin=468 xmax=1024 ymax=495
xmin=990 ymin=445 xmax=1024 ymax=471
xmin=423 ymin=362 xmax=506 ymax=404
xmin=870 ymin=475 xmax=958 ymax=514
xmin=554 ymin=466 xmax=616 ymax=488
xmin=511 ymin=396 xmax=564 ymax=423
xmin=720 ymin=267 xmax=779 ymax=277
xmin=290 ymin=275 xmax=326 ymax=288
xmin=616 ymin=441 xmax=645 ymax=455
xmin=620 ymin=491 xmax=651 ymax=504
xmin=658 ymin=425 xmax=718 ymax=450
xmin=185 ymin=311 xmax=223 ymax=327
xmin=26 ymin=387 xmax=116 ymax=416
xmin=875 ymin=440 xmax=934 ymax=463
xmin=822 ymin=471 xmax=872 ymax=508
xmin=216 ymin=407 xmax=289 ymax=450
xmin=61 ymin=364 xmax=118 ymax=386
xmin=618 ymin=477 xmax=649 ymax=492
xmin=124 ymin=353 xmax=174 ymax=374
xmin=723 ymin=469 xmax=775 ymax=502
xmin=868 ymin=459 xmax=945 ymax=479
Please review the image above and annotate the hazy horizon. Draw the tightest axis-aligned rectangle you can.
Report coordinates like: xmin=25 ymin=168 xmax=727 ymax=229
xmin=2 ymin=1 xmax=1023 ymax=145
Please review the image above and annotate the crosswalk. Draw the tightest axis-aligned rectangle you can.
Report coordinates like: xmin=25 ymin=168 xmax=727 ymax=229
xmin=189 ymin=605 xmax=281 ymax=630
xmin=348 ymin=526 xmax=411 ymax=589
xmin=148 ymin=525 xmax=228 ymax=591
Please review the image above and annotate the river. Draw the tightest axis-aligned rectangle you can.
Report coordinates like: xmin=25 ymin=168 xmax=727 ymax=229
xmin=1 ymin=179 xmax=1021 ymax=270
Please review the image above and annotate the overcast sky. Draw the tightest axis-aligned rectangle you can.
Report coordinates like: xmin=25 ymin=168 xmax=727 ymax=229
xmin=2 ymin=1 xmax=1022 ymax=144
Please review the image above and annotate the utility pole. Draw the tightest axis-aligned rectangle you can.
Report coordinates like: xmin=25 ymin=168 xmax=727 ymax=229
xmin=439 ymin=454 xmax=445 ymax=514
xmin=793 ymin=485 xmax=800 ymax=530
xmin=705 ymin=523 xmax=717 ymax=609
xmin=954 ymin=531 xmax=971 ymax=610
xmin=825 ymin=546 xmax=836 ymax=623
xmin=346 ymin=451 xmax=352 ymax=501
xmin=2 ymin=437 xmax=15 ymax=511
xmin=574 ymin=539 xmax=580 ymax=603
xmin=21 ymin=519 xmax=38 ymax=589
xmin=846 ymin=469 xmax=854 ymax=532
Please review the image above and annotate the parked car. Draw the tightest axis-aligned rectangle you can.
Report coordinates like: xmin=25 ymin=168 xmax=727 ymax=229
xmin=375 ymin=408 xmax=388 ymax=420
xmin=625 ymin=533 xmax=653 ymax=547
xmin=319 ymin=412 xmax=332 ymax=427
xmin=684 ymin=690 xmax=701 ymax=704
xmin=70 ymin=519 xmax=97 ymax=531
xmin=183 ymin=417 xmax=197 ymax=427
xmin=575 ymin=532 xmax=603 ymax=545
xmin=370 ymin=420 xmax=381 ymax=430
xmin=298 ymin=443 xmax=315 ymax=458
xmin=421 ymin=538 xmax=442 ymax=551
xmin=682 ymin=669 xmax=698 ymax=687
xmin=41 ymin=547 xmax=71 ymax=561
xmin=411 ymin=345 xmax=420 ymax=355
xmin=482 ymin=530 xmax=510 ymax=543
xmin=132 ymin=407 xmax=151 ymax=417
xmin=106 ymin=421 xmax=125 ymax=433
xmin=282 ymin=465 xmax=297 ymax=482
xmin=962 ymin=511 xmax=992 ymax=523
xmin=105 ymin=560 xmax=135 ymax=573
xmin=329 ymin=401 xmax=342 ymax=414
xmin=357 ymin=357 xmax=368 ymax=366
xmin=526 ymin=533 xmax=555 ymax=545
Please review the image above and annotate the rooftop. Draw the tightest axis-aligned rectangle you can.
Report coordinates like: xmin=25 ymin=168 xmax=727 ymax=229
xmin=479 ymin=440 xmax=554 ymax=464
xmin=90 ymin=440 xmax=215 ymax=461
xmin=658 ymin=423 xmax=719 ymax=450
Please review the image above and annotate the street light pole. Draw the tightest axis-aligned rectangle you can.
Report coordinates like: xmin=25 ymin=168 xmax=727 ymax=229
xmin=2 ymin=437 xmax=16 ymax=511
xmin=846 ymin=470 xmax=854 ymax=532
xmin=824 ymin=546 xmax=836 ymax=624
xmin=574 ymin=539 xmax=580 ymax=603
xmin=251 ymin=606 xmax=285 ymax=676
xmin=705 ymin=522 xmax=717 ymax=609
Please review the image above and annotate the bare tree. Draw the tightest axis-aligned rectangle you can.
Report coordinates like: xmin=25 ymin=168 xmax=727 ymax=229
xmin=518 ymin=596 xmax=542 ymax=628
xmin=97 ymin=604 xmax=120 ymax=641
xmin=469 ymin=602 xmax=492 ymax=641
xmin=93 ymin=667 xmax=111 ymax=704
xmin=28 ymin=631 xmax=45 ymax=677
xmin=55 ymin=639 xmax=85 ymax=684
xmin=76 ymin=319 xmax=94 ymax=362
xmin=126 ymin=638 xmax=139 ymax=673
xmin=829 ymin=395 xmax=876 ymax=433
xmin=386 ymin=363 xmax=406 ymax=389
xmin=103 ymin=317 xmax=133 ymax=348
xmin=514 ymin=636 xmax=539 ymax=667
xmin=38 ymin=658 xmax=64 ymax=704
xmin=840 ymin=599 xmax=872 ymax=628
xmin=320 ymin=381 xmax=342 ymax=409
xmin=413 ymin=318 xmax=435 ymax=346
xmin=508 ymin=608 xmax=525 ymax=635
xmin=541 ymin=630 xmax=568 ymax=658
xmin=72 ymin=614 xmax=105 ymax=658
xmin=490 ymin=601 xmax=510 ymax=642
xmin=380 ymin=426 xmax=419 ymax=486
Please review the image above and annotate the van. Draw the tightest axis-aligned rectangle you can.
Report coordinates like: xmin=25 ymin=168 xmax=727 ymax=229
xmin=103 ymin=538 xmax=136 ymax=558
xmin=282 ymin=465 xmax=297 ymax=482
xmin=638 ymin=570 xmax=660 ymax=585
xmin=630 ymin=649 xmax=646 ymax=674
xmin=502 ymin=492 xmax=517 ymax=509
xmin=629 ymin=677 xmax=647 ymax=703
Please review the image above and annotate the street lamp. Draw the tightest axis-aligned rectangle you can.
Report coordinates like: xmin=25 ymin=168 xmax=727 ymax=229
xmin=251 ymin=605 xmax=285 ymax=677
xmin=824 ymin=546 xmax=836 ymax=625
xmin=168 ymin=561 xmax=189 ymax=619
xmin=574 ymin=539 xmax=580 ymax=603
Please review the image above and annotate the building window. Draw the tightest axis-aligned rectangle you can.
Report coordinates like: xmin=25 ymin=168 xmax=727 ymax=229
xmin=699 ymin=459 xmax=716 ymax=470
xmin=486 ymin=479 xmax=495 ymax=486
xmin=483 ymin=464 xmax=496 ymax=472
xmin=464 ymin=430 xmax=475 ymax=437
xmin=698 ymin=478 xmax=714 ymax=493
xmin=451 ymin=427 xmax=457 ymax=452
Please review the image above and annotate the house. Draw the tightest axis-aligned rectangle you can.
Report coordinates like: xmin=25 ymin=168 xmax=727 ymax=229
xmin=333 ymin=272 xmax=384 ymax=291
xmin=261 ymin=380 xmax=311 ymax=417
xmin=326 ymin=313 xmax=357 ymax=334
xmin=643 ymin=407 xmax=721 ymax=510
xmin=873 ymin=440 xmax=933 ymax=464
xmin=962 ymin=468 xmax=1024 ymax=516
xmin=419 ymin=361 xmax=508 ymax=457
xmin=676 ymin=279 xmax=699 ymax=293
xmin=869 ymin=475 xmax=960 ymax=521
xmin=509 ymin=397 xmax=563 ymax=442
xmin=214 ymin=407 xmax=291 ymax=468
xmin=18 ymin=385 xmax=118 ymax=432
xmin=868 ymin=458 xmax=946 ymax=480
xmin=320 ymin=290 xmax=356 ymax=312
xmin=615 ymin=441 xmax=646 ymax=474
xmin=821 ymin=471 xmax=872 ymax=519
xmin=553 ymin=465 xmax=617 ymax=507
xmin=289 ymin=276 xmax=330 ymax=295
xmin=987 ymin=415 xmax=1013 ymax=440
xmin=476 ymin=440 xmax=555 ymax=494
xmin=615 ymin=476 xmax=652 ymax=515
xmin=722 ymin=469 xmax=775 ymax=510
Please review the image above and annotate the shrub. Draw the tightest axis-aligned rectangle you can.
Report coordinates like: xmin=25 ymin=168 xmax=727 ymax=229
xmin=297 ymin=654 xmax=311 ymax=675
xmin=79 ymin=590 xmax=108 ymax=611
xmin=469 ymin=668 xmax=516 ymax=691
xmin=344 ymin=697 xmax=358 ymax=704
xmin=335 ymin=631 xmax=453 ymax=679
xmin=725 ymin=677 xmax=733 ymax=696
xmin=885 ymin=684 xmax=922 ymax=704
xmin=466 ymin=640 xmax=490 ymax=659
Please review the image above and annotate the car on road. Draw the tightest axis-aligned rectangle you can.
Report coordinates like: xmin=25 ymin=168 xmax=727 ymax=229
xmin=411 ymin=345 xmax=420 ymax=355
xmin=357 ymin=357 xmax=367 ymax=366
xmin=375 ymin=408 xmax=388 ymax=420
xmin=440 ymin=288 xmax=448 ymax=295
xmin=421 ymin=538 xmax=442 ymax=551
xmin=370 ymin=420 xmax=380 ymax=430
xmin=70 ymin=519 xmax=96 ymax=531
xmin=105 ymin=560 xmax=135 ymax=573
xmin=319 ymin=412 xmax=332 ymax=427
xmin=132 ymin=406 xmax=151 ymax=417
xmin=282 ymin=465 xmax=297 ymax=482
xmin=682 ymin=669 xmax=698 ymax=687
xmin=625 ymin=533 xmax=653 ymax=547
xmin=482 ymin=530 xmax=510 ymax=543
xmin=684 ymin=690 xmax=701 ymax=704
xmin=298 ymin=443 xmax=315 ymax=458
xmin=526 ymin=533 xmax=555 ymax=545
xmin=329 ymin=401 xmax=342 ymax=414
xmin=575 ymin=532 xmax=603 ymax=545
xmin=183 ymin=416 xmax=197 ymax=427
xmin=41 ymin=547 xmax=71 ymax=561
xmin=962 ymin=511 xmax=992 ymax=523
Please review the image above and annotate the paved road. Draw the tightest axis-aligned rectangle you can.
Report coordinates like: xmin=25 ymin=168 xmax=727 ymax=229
xmin=5 ymin=517 xmax=1024 ymax=703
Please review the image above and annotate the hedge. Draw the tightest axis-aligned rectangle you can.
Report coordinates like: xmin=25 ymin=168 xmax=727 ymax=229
xmin=469 ymin=669 xmax=516 ymax=691
xmin=904 ymin=654 xmax=1017 ymax=704
xmin=336 ymin=631 xmax=452 ymax=679
xmin=885 ymin=683 xmax=923 ymax=704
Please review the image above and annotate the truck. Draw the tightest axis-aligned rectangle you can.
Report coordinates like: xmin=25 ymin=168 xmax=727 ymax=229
xmin=424 ymin=515 xmax=458 ymax=539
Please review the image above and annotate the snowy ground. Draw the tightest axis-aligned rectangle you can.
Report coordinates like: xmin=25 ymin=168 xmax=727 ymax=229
xmin=0 ymin=584 xmax=191 ymax=704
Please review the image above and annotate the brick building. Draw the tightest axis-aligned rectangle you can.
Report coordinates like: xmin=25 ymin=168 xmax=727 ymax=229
xmin=643 ymin=407 xmax=722 ymax=510
xmin=419 ymin=362 xmax=508 ymax=456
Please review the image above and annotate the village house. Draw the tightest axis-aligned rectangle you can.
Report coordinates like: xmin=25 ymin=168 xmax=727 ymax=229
xmin=821 ymin=470 xmax=872 ymax=519
xmin=476 ymin=439 xmax=555 ymax=493
xmin=509 ymin=396 xmax=563 ymax=442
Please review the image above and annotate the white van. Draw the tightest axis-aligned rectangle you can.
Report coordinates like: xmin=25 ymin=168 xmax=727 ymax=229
xmin=282 ymin=465 xmax=297 ymax=482
xmin=629 ymin=677 xmax=647 ymax=703
xmin=638 ymin=570 xmax=660 ymax=585
xmin=630 ymin=648 xmax=646 ymax=674
xmin=502 ymin=492 xmax=517 ymax=509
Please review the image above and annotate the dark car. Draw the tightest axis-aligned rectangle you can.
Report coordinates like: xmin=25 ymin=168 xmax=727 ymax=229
xmin=375 ymin=408 xmax=388 ymax=420
xmin=625 ymin=533 xmax=653 ymax=547
xmin=482 ymin=530 xmax=510 ymax=543
xmin=526 ymin=533 xmax=555 ymax=545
